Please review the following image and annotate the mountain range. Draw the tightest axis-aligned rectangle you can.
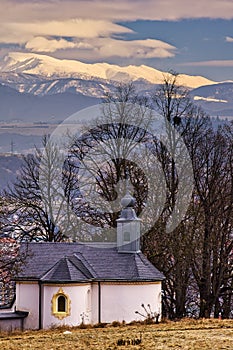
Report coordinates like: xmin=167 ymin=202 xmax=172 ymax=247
xmin=0 ymin=52 xmax=232 ymax=189
xmin=0 ymin=52 xmax=232 ymax=123
xmin=0 ymin=51 xmax=216 ymax=89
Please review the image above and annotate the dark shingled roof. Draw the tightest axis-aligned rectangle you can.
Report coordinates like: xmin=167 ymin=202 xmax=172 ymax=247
xmin=17 ymin=243 xmax=164 ymax=283
xmin=0 ymin=311 xmax=29 ymax=320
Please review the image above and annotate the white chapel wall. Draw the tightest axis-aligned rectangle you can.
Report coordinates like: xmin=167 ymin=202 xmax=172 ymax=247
xmin=90 ymin=282 xmax=99 ymax=324
xmin=42 ymin=283 xmax=91 ymax=328
xmin=100 ymin=282 xmax=162 ymax=323
xmin=16 ymin=282 xmax=39 ymax=329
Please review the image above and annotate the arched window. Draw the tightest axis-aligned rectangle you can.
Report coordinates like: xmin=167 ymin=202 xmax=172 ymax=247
xmin=52 ymin=288 xmax=71 ymax=320
xmin=57 ymin=295 xmax=66 ymax=312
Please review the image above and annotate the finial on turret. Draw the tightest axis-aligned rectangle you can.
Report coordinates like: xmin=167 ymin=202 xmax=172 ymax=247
xmin=121 ymin=192 xmax=136 ymax=208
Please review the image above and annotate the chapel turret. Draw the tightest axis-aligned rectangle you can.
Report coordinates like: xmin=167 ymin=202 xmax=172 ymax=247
xmin=116 ymin=192 xmax=141 ymax=253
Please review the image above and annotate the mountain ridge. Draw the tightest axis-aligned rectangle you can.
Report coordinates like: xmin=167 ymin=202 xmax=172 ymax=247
xmin=0 ymin=52 xmax=232 ymax=121
xmin=0 ymin=52 xmax=217 ymax=89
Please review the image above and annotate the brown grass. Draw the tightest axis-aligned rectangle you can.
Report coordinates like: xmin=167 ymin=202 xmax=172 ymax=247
xmin=0 ymin=318 xmax=232 ymax=350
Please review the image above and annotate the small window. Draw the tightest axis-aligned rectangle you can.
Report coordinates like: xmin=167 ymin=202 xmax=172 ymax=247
xmin=124 ymin=231 xmax=130 ymax=242
xmin=52 ymin=288 xmax=71 ymax=320
xmin=57 ymin=295 xmax=66 ymax=312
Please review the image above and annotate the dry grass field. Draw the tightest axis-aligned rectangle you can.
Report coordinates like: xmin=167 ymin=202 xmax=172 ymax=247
xmin=0 ymin=319 xmax=232 ymax=350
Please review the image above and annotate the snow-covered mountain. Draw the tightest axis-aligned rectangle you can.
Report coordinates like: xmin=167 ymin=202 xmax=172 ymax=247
xmin=0 ymin=52 xmax=216 ymax=92
xmin=0 ymin=52 xmax=232 ymax=120
xmin=190 ymin=82 xmax=233 ymax=117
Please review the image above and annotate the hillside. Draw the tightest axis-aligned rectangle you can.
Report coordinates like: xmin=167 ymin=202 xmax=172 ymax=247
xmin=0 ymin=319 xmax=232 ymax=350
xmin=191 ymin=82 xmax=233 ymax=117
xmin=0 ymin=154 xmax=23 ymax=190
xmin=0 ymin=84 xmax=99 ymax=122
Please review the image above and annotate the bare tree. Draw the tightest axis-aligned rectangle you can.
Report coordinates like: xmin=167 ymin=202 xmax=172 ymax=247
xmin=142 ymin=73 xmax=211 ymax=319
xmin=189 ymin=123 xmax=233 ymax=318
xmin=67 ymin=82 xmax=158 ymax=241
xmin=4 ymin=136 xmax=81 ymax=242
xmin=0 ymin=236 xmax=28 ymax=306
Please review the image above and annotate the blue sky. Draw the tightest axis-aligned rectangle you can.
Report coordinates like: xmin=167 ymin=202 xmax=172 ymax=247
xmin=123 ymin=19 xmax=233 ymax=81
xmin=0 ymin=0 xmax=233 ymax=81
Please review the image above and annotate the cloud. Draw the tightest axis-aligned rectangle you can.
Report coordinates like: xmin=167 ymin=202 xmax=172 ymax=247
xmin=0 ymin=4 xmax=176 ymax=60
xmin=181 ymin=60 xmax=233 ymax=67
xmin=0 ymin=19 xmax=132 ymax=44
xmin=25 ymin=37 xmax=92 ymax=53
xmin=1 ymin=0 xmax=233 ymax=23
xmin=0 ymin=0 xmax=232 ymax=64
xmin=93 ymin=38 xmax=176 ymax=59
xmin=25 ymin=36 xmax=176 ymax=59
xmin=225 ymin=36 xmax=233 ymax=42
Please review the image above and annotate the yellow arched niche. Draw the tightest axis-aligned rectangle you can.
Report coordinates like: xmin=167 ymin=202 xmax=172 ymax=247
xmin=51 ymin=287 xmax=71 ymax=320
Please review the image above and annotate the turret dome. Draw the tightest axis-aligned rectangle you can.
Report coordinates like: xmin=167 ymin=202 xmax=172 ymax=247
xmin=120 ymin=192 xmax=136 ymax=208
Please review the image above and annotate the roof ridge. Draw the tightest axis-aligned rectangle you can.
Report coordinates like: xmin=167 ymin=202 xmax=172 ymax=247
xmin=136 ymin=253 xmax=165 ymax=279
xmin=73 ymin=252 xmax=98 ymax=278
xmin=66 ymin=255 xmax=93 ymax=279
xmin=40 ymin=256 xmax=71 ymax=280
xmin=40 ymin=257 xmax=62 ymax=280
xmin=63 ymin=257 xmax=71 ymax=280
xmin=138 ymin=252 xmax=154 ymax=268
xmin=49 ymin=257 xmax=71 ymax=280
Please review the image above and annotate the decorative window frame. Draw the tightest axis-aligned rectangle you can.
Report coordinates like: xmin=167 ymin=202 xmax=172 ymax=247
xmin=51 ymin=287 xmax=71 ymax=320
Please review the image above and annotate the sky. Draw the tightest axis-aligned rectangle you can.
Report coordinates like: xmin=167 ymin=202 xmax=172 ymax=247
xmin=0 ymin=0 xmax=233 ymax=82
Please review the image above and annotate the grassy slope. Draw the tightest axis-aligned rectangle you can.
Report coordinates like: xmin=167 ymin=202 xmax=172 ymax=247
xmin=0 ymin=319 xmax=232 ymax=350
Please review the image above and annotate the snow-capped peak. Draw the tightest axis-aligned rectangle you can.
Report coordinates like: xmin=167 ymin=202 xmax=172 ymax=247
xmin=0 ymin=52 xmax=217 ymax=89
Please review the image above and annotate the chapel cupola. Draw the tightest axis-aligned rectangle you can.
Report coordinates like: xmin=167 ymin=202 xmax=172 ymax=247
xmin=116 ymin=192 xmax=141 ymax=253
